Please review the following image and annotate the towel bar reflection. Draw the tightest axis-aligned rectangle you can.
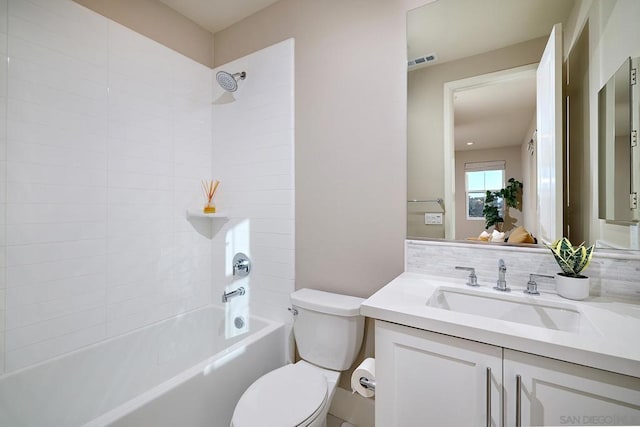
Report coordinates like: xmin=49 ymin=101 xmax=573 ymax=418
xmin=408 ymin=199 xmax=445 ymax=212
xmin=407 ymin=199 xmax=443 ymax=204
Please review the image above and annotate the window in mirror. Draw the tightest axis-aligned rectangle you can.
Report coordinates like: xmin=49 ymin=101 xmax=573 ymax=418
xmin=465 ymin=161 xmax=505 ymax=220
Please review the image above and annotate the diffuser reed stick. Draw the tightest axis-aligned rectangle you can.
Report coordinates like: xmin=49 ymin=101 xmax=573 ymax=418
xmin=202 ymin=180 xmax=220 ymax=213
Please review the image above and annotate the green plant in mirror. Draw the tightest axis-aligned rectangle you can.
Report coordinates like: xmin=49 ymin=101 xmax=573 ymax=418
xmin=482 ymin=178 xmax=523 ymax=230
xmin=547 ymin=237 xmax=595 ymax=278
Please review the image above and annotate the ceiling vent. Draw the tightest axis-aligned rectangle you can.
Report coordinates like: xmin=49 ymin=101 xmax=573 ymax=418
xmin=408 ymin=53 xmax=438 ymax=68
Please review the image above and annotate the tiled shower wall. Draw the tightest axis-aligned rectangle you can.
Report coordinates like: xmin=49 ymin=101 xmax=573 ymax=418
xmin=0 ymin=0 xmax=6 ymax=375
xmin=407 ymin=240 xmax=640 ymax=301
xmin=0 ymin=0 xmax=213 ymax=373
xmin=211 ymin=39 xmax=295 ymax=328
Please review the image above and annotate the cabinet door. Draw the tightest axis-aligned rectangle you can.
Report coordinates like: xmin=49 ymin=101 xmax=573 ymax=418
xmin=375 ymin=321 xmax=502 ymax=427
xmin=504 ymin=349 xmax=640 ymax=427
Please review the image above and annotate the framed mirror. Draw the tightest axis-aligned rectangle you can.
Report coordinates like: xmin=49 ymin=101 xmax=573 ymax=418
xmin=407 ymin=0 xmax=573 ymax=245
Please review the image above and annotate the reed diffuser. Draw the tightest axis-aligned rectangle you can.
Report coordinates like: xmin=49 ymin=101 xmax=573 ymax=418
xmin=202 ymin=180 xmax=220 ymax=214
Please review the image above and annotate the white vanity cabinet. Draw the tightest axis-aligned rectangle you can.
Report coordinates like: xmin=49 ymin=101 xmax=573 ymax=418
xmin=375 ymin=320 xmax=640 ymax=427
xmin=503 ymin=350 xmax=640 ymax=427
xmin=375 ymin=321 xmax=503 ymax=427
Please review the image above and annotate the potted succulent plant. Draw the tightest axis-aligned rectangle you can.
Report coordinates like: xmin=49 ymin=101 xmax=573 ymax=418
xmin=547 ymin=237 xmax=595 ymax=300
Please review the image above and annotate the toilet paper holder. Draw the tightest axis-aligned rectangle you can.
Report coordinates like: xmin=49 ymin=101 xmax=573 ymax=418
xmin=359 ymin=377 xmax=376 ymax=392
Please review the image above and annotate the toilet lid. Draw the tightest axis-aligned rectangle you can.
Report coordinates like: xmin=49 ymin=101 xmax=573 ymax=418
xmin=232 ymin=364 xmax=328 ymax=427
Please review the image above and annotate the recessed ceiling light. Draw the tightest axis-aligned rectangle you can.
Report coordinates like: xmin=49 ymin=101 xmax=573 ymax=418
xmin=466 ymin=142 xmax=474 ymax=146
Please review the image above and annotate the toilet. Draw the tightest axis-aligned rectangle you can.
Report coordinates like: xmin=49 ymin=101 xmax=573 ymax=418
xmin=231 ymin=288 xmax=365 ymax=427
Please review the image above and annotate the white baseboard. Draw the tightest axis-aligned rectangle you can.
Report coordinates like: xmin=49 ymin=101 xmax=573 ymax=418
xmin=329 ymin=387 xmax=375 ymax=427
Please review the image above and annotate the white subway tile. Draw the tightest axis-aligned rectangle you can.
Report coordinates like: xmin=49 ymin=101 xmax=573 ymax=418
xmin=107 ymin=170 xmax=173 ymax=192
xmin=5 ymin=322 xmax=107 ymax=371
xmin=6 ymin=273 xmax=106 ymax=306
xmin=7 ymin=203 xmax=103 ymax=224
xmin=8 ymin=35 xmax=106 ymax=83
xmin=9 ymin=57 xmax=105 ymax=101
xmin=251 ymin=218 xmax=293 ymax=235
xmin=174 ymin=162 xmax=210 ymax=180
xmin=108 ymin=123 xmax=172 ymax=148
xmin=248 ymin=287 xmax=292 ymax=322
xmin=107 ymin=106 xmax=171 ymax=133
xmin=249 ymin=275 xmax=294 ymax=295
xmin=107 ymin=281 xmax=155 ymax=305
xmin=5 ymin=305 xmax=106 ymax=350
xmin=250 ymin=246 xmax=294 ymax=266
xmin=6 ymin=287 xmax=106 ymax=329
xmin=6 ymin=239 xmax=105 ymax=266
xmin=8 ymin=161 xmax=107 ymax=187
xmin=7 ymin=181 xmax=106 ymax=205
xmin=9 ymin=77 xmax=106 ymax=117
xmin=107 ymin=187 xmax=172 ymax=205
xmin=107 ymin=257 xmax=173 ymax=288
xmin=7 ymin=118 xmax=107 ymax=153
xmin=108 ymin=88 xmax=172 ymax=120
xmin=7 ymin=221 xmax=107 ymax=245
xmin=8 ymin=13 xmax=106 ymax=66
xmin=6 ymin=254 xmax=106 ymax=287
xmin=106 ymin=232 xmax=173 ymax=256
xmin=251 ymin=261 xmax=294 ymax=280
xmin=8 ymin=98 xmax=107 ymax=135
xmin=10 ymin=0 xmax=106 ymax=52
xmin=0 ymin=0 xmax=7 ymax=34
xmin=252 ymin=232 xmax=294 ymax=250
xmin=0 ymin=330 xmax=4 ymax=375
xmin=8 ymin=140 xmax=107 ymax=169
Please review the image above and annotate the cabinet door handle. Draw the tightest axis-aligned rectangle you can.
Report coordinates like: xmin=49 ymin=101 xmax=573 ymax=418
xmin=486 ymin=367 xmax=492 ymax=427
xmin=516 ymin=374 xmax=522 ymax=427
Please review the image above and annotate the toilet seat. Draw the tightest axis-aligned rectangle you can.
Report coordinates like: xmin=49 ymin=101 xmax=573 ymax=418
xmin=231 ymin=363 xmax=328 ymax=427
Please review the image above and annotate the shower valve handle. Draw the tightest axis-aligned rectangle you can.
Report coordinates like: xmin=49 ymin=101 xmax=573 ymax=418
xmin=232 ymin=253 xmax=251 ymax=277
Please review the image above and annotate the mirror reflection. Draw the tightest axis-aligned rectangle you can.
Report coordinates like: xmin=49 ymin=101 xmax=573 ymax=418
xmin=598 ymin=57 xmax=639 ymax=224
xmin=407 ymin=0 xmax=640 ymax=250
xmin=407 ymin=0 xmax=572 ymax=245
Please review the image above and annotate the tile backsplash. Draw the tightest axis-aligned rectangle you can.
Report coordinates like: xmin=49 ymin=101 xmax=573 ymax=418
xmin=406 ymin=240 xmax=640 ymax=301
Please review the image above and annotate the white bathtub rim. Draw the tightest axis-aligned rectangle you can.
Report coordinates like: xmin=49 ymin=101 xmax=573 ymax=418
xmin=0 ymin=304 xmax=283 ymax=381
xmin=82 ymin=315 xmax=285 ymax=427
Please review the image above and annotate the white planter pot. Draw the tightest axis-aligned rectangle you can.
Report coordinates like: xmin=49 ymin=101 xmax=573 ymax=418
xmin=556 ymin=273 xmax=590 ymax=300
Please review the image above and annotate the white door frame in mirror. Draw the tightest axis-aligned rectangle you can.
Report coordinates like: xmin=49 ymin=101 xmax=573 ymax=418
xmin=536 ymin=23 xmax=563 ymax=245
xmin=443 ymin=64 xmax=538 ymax=240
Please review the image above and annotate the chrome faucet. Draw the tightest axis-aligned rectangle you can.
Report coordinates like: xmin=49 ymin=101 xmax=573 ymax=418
xmin=494 ymin=259 xmax=510 ymax=292
xmin=525 ymin=274 xmax=555 ymax=295
xmin=222 ymin=286 xmax=245 ymax=303
xmin=455 ymin=266 xmax=479 ymax=287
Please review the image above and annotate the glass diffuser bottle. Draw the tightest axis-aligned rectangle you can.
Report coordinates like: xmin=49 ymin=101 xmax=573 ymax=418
xmin=202 ymin=180 xmax=220 ymax=214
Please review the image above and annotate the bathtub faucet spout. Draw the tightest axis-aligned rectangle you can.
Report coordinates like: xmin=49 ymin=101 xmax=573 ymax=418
xmin=222 ymin=286 xmax=246 ymax=303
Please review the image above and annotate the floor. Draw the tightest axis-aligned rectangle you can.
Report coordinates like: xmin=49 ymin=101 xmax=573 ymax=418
xmin=327 ymin=414 xmax=356 ymax=427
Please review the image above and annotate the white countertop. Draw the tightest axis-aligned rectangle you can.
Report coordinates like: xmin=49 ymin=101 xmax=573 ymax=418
xmin=361 ymin=272 xmax=640 ymax=378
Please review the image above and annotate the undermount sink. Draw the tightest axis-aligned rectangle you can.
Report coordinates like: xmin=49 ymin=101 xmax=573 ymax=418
xmin=426 ymin=287 xmax=595 ymax=334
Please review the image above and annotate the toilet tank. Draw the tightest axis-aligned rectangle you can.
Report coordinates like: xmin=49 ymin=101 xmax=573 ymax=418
xmin=290 ymin=288 xmax=365 ymax=371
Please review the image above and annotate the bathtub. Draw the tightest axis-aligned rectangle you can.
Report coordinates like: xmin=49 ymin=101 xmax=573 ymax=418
xmin=0 ymin=306 xmax=286 ymax=427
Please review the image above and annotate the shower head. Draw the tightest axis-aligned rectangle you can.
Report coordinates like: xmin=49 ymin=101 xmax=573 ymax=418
xmin=216 ymin=71 xmax=246 ymax=92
